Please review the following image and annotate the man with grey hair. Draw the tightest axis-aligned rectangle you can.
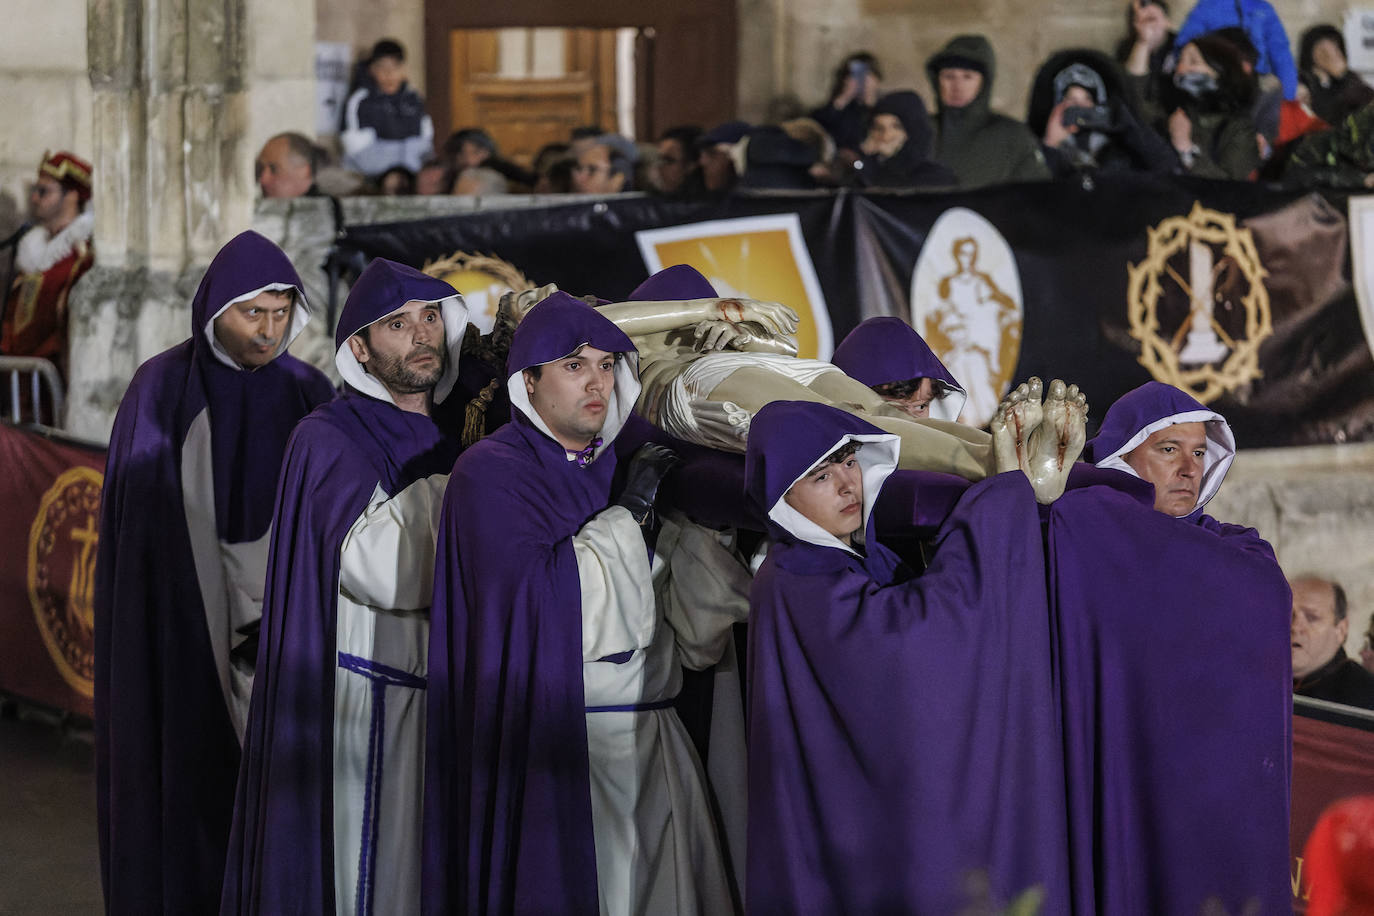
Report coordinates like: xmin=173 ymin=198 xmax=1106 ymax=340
xmin=1291 ymin=575 xmax=1374 ymax=710
xmin=452 ymin=166 xmax=509 ymax=196
xmin=255 ymin=132 xmax=319 ymax=199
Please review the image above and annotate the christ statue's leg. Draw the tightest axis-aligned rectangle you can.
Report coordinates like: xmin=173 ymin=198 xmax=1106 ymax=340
xmin=990 ymin=377 xmax=1044 ymax=477
xmin=1024 ymin=379 xmax=1088 ymax=505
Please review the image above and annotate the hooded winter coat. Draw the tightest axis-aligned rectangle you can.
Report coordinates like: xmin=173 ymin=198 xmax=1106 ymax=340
xmin=1026 ymin=49 xmax=1178 ymax=177
xmin=1298 ymin=24 xmax=1374 ymax=127
xmin=926 ymin=35 xmax=1050 ymax=187
xmin=1159 ymin=34 xmax=1261 ymax=181
xmin=852 ymin=91 xmax=957 ymax=188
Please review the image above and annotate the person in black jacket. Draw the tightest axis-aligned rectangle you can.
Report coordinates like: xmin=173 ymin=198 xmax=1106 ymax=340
xmin=1298 ymin=24 xmax=1374 ymax=127
xmin=850 ymin=91 xmax=956 ymax=188
xmin=340 ymin=39 xmax=434 ymax=178
xmin=810 ymin=52 xmax=883 ymax=161
xmin=1027 ymin=49 xmax=1178 ymax=177
xmin=1292 ymin=575 xmax=1374 ymax=711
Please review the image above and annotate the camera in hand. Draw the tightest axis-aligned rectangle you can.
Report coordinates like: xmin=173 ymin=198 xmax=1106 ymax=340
xmin=1062 ymin=105 xmax=1114 ymax=132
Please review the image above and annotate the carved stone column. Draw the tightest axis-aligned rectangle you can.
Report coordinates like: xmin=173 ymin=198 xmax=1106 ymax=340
xmin=69 ymin=0 xmax=313 ymax=440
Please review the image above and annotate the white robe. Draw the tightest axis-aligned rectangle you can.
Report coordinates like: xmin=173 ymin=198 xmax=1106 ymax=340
xmin=332 ymin=473 xmax=447 ymax=916
xmin=574 ymin=507 xmax=751 ymax=916
xmin=181 ymin=410 xmax=266 ymax=744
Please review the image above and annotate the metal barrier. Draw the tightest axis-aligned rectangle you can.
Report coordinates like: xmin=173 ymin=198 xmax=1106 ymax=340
xmin=0 ymin=356 xmax=64 ymax=427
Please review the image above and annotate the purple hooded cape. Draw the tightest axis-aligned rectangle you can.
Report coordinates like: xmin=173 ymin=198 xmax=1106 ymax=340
xmin=423 ymin=293 xmax=638 ymax=915
xmin=1050 ymin=387 xmax=1291 ymax=913
xmin=220 ymin=259 xmax=464 ymax=914
xmin=94 ymin=230 xmax=333 ymax=913
xmin=1084 ymin=381 xmax=1237 ymax=521
xmin=743 ymin=400 xmax=1070 ymax=915
xmin=830 ymin=316 xmax=967 ymax=423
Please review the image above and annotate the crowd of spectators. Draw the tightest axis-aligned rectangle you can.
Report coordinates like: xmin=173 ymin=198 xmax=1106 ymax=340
xmin=259 ymin=8 xmax=1374 ymax=204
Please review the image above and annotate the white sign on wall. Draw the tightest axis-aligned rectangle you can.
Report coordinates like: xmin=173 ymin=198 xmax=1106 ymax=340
xmin=1342 ymin=9 xmax=1374 ymax=83
xmin=315 ymin=42 xmax=353 ymax=137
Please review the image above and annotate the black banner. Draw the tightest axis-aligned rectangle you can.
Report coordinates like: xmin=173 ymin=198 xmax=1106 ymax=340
xmin=339 ymin=175 xmax=1374 ymax=447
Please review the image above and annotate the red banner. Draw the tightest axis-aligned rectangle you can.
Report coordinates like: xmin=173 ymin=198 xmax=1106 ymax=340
xmin=1290 ymin=709 xmax=1374 ymax=910
xmin=0 ymin=422 xmax=105 ymax=717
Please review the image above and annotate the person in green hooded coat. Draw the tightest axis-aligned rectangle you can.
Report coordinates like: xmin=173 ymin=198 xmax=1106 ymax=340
xmin=926 ymin=35 xmax=1051 ymax=187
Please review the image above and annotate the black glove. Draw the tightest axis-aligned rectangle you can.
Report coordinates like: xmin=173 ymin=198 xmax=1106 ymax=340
xmin=616 ymin=443 xmax=681 ymax=530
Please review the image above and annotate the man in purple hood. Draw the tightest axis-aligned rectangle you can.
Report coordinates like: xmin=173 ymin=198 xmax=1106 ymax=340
xmin=831 ymin=315 xmax=967 ymax=422
xmin=423 ymin=292 xmax=738 ymax=915
xmin=220 ymin=259 xmax=468 ymax=915
xmin=1047 ymin=380 xmax=1292 ymax=913
xmin=742 ymin=399 xmax=1069 ymax=914
xmin=94 ymin=230 xmax=334 ymax=913
xmin=1086 ymin=379 xmax=1238 ymax=523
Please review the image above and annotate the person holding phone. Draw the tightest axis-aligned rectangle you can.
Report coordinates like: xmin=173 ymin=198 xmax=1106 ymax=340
xmin=810 ymin=52 xmax=883 ymax=160
xmin=1026 ymin=49 xmax=1178 ymax=177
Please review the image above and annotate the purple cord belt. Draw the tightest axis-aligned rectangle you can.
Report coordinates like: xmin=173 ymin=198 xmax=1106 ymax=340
xmin=585 ymin=697 xmax=677 ymax=713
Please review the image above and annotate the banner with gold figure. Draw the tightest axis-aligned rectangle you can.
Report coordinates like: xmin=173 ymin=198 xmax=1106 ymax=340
xmin=0 ymin=422 xmax=104 ymax=717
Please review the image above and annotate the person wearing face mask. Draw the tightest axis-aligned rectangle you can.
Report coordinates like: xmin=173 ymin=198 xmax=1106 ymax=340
xmin=1027 ymin=50 xmax=1178 ymax=177
xmin=1160 ymin=33 xmax=1260 ymax=179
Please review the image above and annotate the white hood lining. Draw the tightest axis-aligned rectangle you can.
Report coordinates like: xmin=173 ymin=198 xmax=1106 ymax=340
xmin=334 ymin=295 xmax=470 ymax=407
xmin=930 ymin=382 xmax=967 ymax=424
xmin=507 ymin=345 xmax=643 ymax=461
xmin=767 ymin=432 xmax=900 ymax=556
xmin=1093 ymin=409 xmax=1236 ymax=517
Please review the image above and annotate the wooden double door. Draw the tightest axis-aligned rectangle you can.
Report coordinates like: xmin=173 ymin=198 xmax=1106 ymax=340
xmin=427 ymin=0 xmax=738 ymax=158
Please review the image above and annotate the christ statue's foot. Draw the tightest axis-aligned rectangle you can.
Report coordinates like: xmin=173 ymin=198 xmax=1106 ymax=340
xmin=1026 ymin=379 xmax=1088 ymax=505
xmin=990 ymin=377 xmax=1043 ymax=476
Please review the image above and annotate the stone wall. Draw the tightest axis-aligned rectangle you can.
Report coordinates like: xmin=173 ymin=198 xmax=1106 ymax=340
xmin=0 ymin=0 xmax=92 ymax=240
xmin=1211 ymin=442 xmax=1374 ymax=663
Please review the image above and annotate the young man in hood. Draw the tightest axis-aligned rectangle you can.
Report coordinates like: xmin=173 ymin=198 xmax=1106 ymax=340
xmin=741 ymin=398 xmax=1072 ymax=913
xmin=926 ymin=35 xmax=1050 ymax=187
xmin=94 ymin=231 xmax=334 ymax=914
xmin=423 ymin=293 xmax=742 ymax=915
xmin=221 ymin=259 xmax=469 ymax=916
xmin=830 ymin=315 xmax=967 ymax=421
xmin=1049 ymin=379 xmax=1292 ymax=913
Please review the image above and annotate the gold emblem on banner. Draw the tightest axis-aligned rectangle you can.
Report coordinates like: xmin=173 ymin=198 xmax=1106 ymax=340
xmin=27 ymin=466 xmax=102 ymax=697
xmin=1126 ymin=201 xmax=1272 ymax=403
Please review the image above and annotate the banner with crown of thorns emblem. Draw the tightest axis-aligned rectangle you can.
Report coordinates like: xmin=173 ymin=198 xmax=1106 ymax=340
xmin=1127 ymin=202 xmax=1272 ymax=403
xmin=338 ymin=174 xmax=1374 ymax=447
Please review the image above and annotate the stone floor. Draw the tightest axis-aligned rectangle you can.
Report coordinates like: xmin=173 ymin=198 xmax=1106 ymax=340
xmin=0 ymin=701 xmax=102 ymax=915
